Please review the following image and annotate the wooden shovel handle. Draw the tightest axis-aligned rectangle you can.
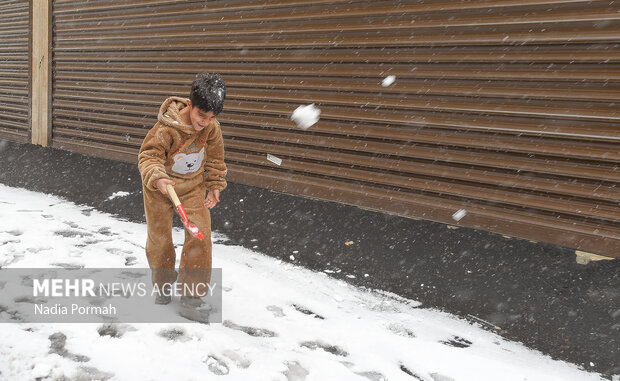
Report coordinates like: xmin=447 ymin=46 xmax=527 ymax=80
xmin=166 ymin=184 xmax=181 ymax=207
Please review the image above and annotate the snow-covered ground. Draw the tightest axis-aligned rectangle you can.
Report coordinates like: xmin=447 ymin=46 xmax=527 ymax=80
xmin=0 ymin=184 xmax=607 ymax=381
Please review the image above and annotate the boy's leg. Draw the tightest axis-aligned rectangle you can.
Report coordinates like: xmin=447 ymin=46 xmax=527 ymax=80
xmin=142 ymin=186 xmax=178 ymax=290
xmin=174 ymin=180 xmax=212 ymax=296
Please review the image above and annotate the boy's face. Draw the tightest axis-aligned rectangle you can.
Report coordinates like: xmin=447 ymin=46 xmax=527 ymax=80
xmin=187 ymin=101 xmax=215 ymax=131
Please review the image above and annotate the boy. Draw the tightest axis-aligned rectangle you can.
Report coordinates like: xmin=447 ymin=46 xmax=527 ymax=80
xmin=138 ymin=73 xmax=227 ymax=309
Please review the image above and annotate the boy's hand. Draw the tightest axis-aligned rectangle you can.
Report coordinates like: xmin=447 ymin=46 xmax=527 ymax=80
xmin=204 ymin=189 xmax=220 ymax=209
xmin=156 ymin=178 xmax=175 ymax=195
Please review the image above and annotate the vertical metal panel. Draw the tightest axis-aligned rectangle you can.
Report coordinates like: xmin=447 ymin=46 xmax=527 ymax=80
xmin=31 ymin=0 xmax=51 ymax=146
xmin=51 ymin=0 xmax=620 ymax=256
xmin=0 ymin=0 xmax=30 ymax=143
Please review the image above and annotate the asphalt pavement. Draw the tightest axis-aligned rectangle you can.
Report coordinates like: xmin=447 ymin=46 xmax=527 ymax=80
xmin=0 ymin=139 xmax=618 ymax=378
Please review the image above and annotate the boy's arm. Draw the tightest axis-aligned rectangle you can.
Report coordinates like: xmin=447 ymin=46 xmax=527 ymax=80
xmin=204 ymin=120 xmax=227 ymax=192
xmin=138 ymin=128 xmax=171 ymax=192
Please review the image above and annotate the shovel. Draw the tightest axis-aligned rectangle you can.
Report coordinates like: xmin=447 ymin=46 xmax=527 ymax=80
xmin=166 ymin=184 xmax=204 ymax=240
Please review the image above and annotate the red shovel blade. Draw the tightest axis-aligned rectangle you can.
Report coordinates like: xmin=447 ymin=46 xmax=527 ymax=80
xmin=175 ymin=204 xmax=204 ymax=240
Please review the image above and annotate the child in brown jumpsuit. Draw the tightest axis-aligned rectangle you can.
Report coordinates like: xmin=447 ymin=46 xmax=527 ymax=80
xmin=138 ymin=73 xmax=227 ymax=306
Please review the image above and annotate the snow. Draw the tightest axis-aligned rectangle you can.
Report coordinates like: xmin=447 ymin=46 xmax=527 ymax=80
xmin=106 ymin=191 xmax=130 ymax=201
xmin=451 ymin=209 xmax=467 ymax=222
xmin=267 ymin=154 xmax=283 ymax=166
xmin=216 ymin=87 xmax=225 ymax=101
xmin=291 ymin=104 xmax=321 ymax=130
xmin=382 ymin=75 xmax=396 ymax=87
xmin=0 ymin=184 xmax=607 ymax=381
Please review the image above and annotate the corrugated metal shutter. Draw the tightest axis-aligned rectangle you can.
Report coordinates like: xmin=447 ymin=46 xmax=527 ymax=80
xmin=51 ymin=0 xmax=620 ymax=256
xmin=0 ymin=0 xmax=29 ymax=143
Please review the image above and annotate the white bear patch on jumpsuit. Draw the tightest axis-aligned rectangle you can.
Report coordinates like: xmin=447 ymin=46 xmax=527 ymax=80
xmin=171 ymin=147 xmax=205 ymax=175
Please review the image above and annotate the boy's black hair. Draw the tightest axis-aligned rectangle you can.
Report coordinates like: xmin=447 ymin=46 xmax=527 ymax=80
xmin=189 ymin=73 xmax=226 ymax=115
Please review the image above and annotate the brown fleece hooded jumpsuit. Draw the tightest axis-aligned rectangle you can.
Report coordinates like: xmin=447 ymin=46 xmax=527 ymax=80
xmin=138 ymin=97 xmax=227 ymax=293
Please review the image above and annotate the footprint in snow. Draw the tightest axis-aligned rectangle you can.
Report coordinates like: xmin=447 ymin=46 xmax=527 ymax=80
xmin=267 ymin=305 xmax=286 ymax=317
xmin=54 ymin=229 xmax=93 ymax=238
xmin=400 ymin=364 xmax=426 ymax=380
xmin=74 ymin=366 xmax=114 ymax=381
xmin=158 ymin=327 xmax=191 ymax=342
xmin=48 ymin=332 xmax=69 ymax=354
xmin=97 ymin=227 xmax=117 ymax=236
xmin=97 ymin=323 xmax=136 ymax=338
xmin=440 ymin=336 xmax=472 ymax=348
xmin=62 ymin=221 xmax=79 ymax=229
xmin=430 ymin=373 xmax=455 ymax=381
xmin=50 ymin=262 xmax=84 ymax=270
xmin=82 ymin=238 xmax=113 ymax=246
xmin=178 ymin=303 xmax=212 ymax=324
xmin=2 ymin=229 xmax=23 ymax=236
xmin=0 ymin=303 xmax=23 ymax=322
xmin=13 ymin=295 xmax=48 ymax=304
xmin=86 ymin=295 xmax=114 ymax=310
xmin=0 ymin=239 xmax=20 ymax=246
xmin=105 ymin=248 xmax=137 ymax=266
xmin=341 ymin=362 xmax=387 ymax=381
xmin=223 ymin=320 xmax=277 ymax=337
xmin=387 ymin=323 xmax=416 ymax=338
xmin=205 ymin=355 xmax=229 ymax=375
xmin=292 ymin=304 xmax=324 ymax=319
xmin=222 ymin=349 xmax=251 ymax=369
xmin=283 ymin=360 xmax=309 ymax=381
xmin=355 ymin=371 xmax=387 ymax=381
xmin=26 ymin=246 xmax=52 ymax=253
xmin=105 ymin=248 xmax=133 ymax=256
xmin=300 ymin=340 xmax=348 ymax=357
xmin=20 ymin=274 xmax=35 ymax=286
xmin=202 ymin=350 xmax=253 ymax=376
xmin=0 ymin=251 xmax=24 ymax=267
xmin=48 ymin=332 xmax=90 ymax=362
xmin=118 ymin=270 xmax=147 ymax=279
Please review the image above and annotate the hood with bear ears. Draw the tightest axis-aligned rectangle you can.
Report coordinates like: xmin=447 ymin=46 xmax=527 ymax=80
xmin=157 ymin=96 xmax=197 ymax=135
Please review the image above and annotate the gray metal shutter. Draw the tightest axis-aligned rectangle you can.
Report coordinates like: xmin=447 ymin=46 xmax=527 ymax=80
xmin=0 ymin=0 xmax=29 ymax=143
xmin=51 ymin=0 xmax=620 ymax=256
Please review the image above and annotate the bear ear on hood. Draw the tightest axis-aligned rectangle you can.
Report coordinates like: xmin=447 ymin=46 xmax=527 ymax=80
xmin=157 ymin=97 xmax=195 ymax=134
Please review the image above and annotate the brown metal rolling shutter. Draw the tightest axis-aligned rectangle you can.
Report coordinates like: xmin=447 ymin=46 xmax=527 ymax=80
xmin=0 ymin=0 xmax=29 ymax=143
xmin=51 ymin=0 xmax=619 ymax=256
